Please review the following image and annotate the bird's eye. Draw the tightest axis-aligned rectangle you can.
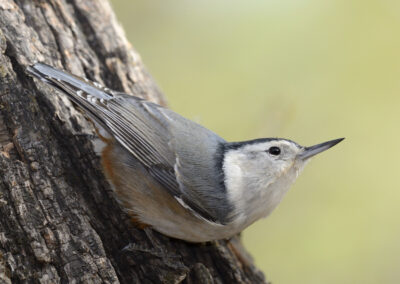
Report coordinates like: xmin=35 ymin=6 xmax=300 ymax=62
xmin=268 ymin=146 xmax=281 ymax=156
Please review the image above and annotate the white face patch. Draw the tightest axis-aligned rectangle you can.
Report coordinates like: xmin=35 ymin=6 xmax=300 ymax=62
xmin=222 ymin=139 xmax=306 ymax=227
xmin=223 ymin=151 xmax=245 ymax=211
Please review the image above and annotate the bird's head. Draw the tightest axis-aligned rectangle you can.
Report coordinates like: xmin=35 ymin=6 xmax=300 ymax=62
xmin=222 ymin=137 xmax=344 ymax=222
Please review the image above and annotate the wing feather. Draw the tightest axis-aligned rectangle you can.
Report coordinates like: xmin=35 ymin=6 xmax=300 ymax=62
xmin=27 ymin=63 xmax=232 ymax=224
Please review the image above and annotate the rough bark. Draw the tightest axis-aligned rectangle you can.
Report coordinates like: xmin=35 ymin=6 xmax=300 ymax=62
xmin=0 ymin=0 xmax=267 ymax=283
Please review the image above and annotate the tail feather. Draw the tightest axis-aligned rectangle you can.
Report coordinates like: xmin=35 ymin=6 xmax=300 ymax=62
xmin=27 ymin=62 xmax=113 ymax=132
xmin=27 ymin=63 xmax=112 ymax=100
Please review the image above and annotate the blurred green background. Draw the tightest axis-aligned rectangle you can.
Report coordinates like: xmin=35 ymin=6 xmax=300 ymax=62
xmin=110 ymin=1 xmax=400 ymax=283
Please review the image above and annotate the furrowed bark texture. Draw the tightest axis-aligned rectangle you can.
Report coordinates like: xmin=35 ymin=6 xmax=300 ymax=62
xmin=0 ymin=0 xmax=267 ymax=283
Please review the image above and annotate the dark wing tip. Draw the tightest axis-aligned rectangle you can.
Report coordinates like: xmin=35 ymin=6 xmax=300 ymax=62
xmin=26 ymin=63 xmax=113 ymax=100
xmin=26 ymin=63 xmax=58 ymax=86
xmin=27 ymin=62 xmax=64 ymax=81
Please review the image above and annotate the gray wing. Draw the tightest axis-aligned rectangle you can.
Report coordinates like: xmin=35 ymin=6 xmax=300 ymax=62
xmin=27 ymin=63 xmax=232 ymax=224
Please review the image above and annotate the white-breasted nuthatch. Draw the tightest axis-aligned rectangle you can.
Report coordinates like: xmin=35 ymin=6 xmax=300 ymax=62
xmin=27 ymin=63 xmax=343 ymax=242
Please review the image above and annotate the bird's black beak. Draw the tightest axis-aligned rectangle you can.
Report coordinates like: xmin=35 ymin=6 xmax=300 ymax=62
xmin=298 ymin=138 xmax=344 ymax=160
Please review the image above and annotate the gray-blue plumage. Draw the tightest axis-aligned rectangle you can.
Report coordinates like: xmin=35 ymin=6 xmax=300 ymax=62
xmin=27 ymin=63 xmax=233 ymax=224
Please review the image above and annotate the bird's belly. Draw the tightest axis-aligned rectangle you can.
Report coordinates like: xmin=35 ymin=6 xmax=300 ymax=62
xmin=146 ymin=213 xmax=239 ymax=242
xmin=117 ymin=177 xmax=240 ymax=242
xmin=103 ymin=144 xmax=239 ymax=242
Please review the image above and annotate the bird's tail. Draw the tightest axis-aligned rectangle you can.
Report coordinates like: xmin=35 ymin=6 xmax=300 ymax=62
xmin=27 ymin=63 xmax=115 ymax=132
xmin=27 ymin=63 xmax=112 ymax=100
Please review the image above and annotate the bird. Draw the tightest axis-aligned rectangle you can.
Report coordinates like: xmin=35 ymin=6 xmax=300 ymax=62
xmin=27 ymin=63 xmax=344 ymax=243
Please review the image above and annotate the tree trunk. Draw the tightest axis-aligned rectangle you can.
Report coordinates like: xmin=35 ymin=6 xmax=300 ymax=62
xmin=0 ymin=0 xmax=267 ymax=283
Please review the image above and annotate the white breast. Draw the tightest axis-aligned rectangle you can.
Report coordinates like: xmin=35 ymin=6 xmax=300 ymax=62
xmin=222 ymin=150 xmax=304 ymax=230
